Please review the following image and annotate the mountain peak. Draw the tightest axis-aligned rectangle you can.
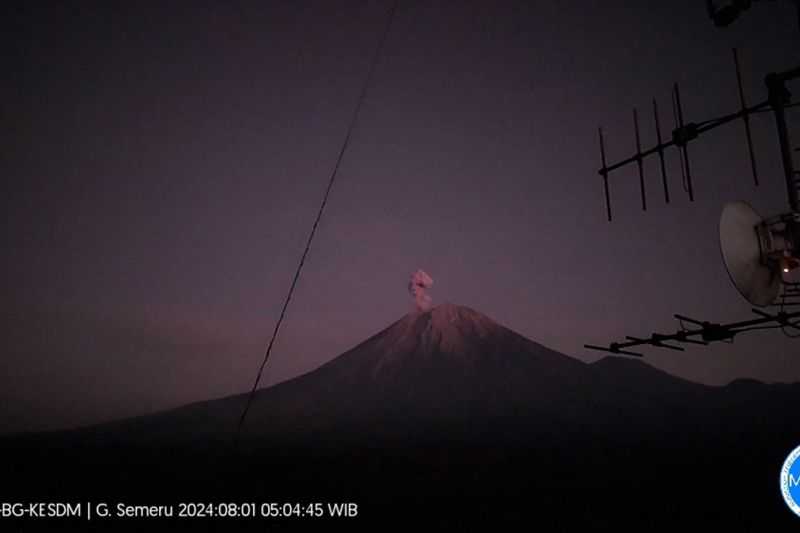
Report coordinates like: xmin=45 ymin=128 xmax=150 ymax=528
xmin=417 ymin=302 xmax=488 ymax=324
xmin=414 ymin=303 xmax=496 ymax=352
xmin=289 ymin=302 xmax=589 ymax=405
xmin=426 ymin=302 xmax=478 ymax=319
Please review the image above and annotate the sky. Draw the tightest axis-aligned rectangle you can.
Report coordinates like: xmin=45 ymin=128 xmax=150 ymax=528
xmin=3 ymin=0 xmax=799 ymax=433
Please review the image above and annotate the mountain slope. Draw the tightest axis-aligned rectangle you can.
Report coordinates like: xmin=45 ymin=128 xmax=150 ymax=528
xmin=57 ymin=303 xmax=794 ymax=451
xmin=4 ymin=303 xmax=800 ymax=528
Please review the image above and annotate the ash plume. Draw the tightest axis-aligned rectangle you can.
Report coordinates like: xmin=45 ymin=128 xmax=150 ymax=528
xmin=408 ymin=269 xmax=434 ymax=311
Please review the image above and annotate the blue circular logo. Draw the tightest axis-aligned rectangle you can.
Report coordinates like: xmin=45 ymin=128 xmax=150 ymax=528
xmin=782 ymin=445 xmax=800 ymax=517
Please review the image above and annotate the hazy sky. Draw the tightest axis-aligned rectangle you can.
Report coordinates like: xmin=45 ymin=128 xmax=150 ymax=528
xmin=3 ymin=1 xmax=799 ymax=433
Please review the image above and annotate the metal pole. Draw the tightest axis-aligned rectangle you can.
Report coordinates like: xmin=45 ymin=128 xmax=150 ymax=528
xmin=766 ymin=72 xmax=798 ymax=212
xmin=599 ymin=127 xmax=612 ymax=221
xmin=733 ymin=48 xmax=759 ymax=186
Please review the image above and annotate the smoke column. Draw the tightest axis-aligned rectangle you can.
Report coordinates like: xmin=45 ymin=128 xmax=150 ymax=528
xmin=408 ymin=269 xmax=434 ymax=311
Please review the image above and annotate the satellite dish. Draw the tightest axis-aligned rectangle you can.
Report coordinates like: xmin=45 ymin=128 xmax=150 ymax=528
xmin=719 ymin=201 xmax=781 ymax=307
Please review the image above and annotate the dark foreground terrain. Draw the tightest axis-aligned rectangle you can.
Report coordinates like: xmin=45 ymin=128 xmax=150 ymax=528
xmin=2 ymin=304 xmax=799 ymax=530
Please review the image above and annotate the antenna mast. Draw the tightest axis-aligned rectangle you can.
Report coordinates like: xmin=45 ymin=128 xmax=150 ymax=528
xmin=587 ymin=9 xmax=800 ymax=356
xmin=597 ymin=50 xmax=774 ymax=221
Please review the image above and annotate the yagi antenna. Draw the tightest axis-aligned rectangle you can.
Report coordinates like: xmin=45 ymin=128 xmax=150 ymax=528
xmin=585 ymin=308 xmax=800 ymax=357
xmin=597 ymin=49 xmax=766 ymax=221
xmin=588 ymin=47 xmax=800 ymax=356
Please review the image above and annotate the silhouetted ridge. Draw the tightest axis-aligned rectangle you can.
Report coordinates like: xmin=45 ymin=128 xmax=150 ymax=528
xmin=24 ymin=303 xmax=798 ymax=453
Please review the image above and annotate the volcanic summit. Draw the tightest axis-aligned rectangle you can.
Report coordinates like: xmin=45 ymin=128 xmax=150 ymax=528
xmin=3 ymin=304 xmax=799 ymax=527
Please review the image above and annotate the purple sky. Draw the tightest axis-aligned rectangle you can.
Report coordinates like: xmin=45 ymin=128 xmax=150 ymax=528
xmin=3 ymin=1 xmax=799 ymax=433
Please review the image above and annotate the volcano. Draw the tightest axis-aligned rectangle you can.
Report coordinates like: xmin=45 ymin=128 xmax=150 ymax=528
xmin=75 ymin=303 xmax=790 ymax=448
xmin=3 ymin=303 xmax=800 ymax=528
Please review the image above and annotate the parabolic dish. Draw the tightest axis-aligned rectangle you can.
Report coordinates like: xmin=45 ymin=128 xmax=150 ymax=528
xmin=719 ymin=201 xmax=781 ymax=307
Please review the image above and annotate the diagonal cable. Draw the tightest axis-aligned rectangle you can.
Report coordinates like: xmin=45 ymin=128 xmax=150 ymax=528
xmin=235 ymin=0 xmax=399 ymax=447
